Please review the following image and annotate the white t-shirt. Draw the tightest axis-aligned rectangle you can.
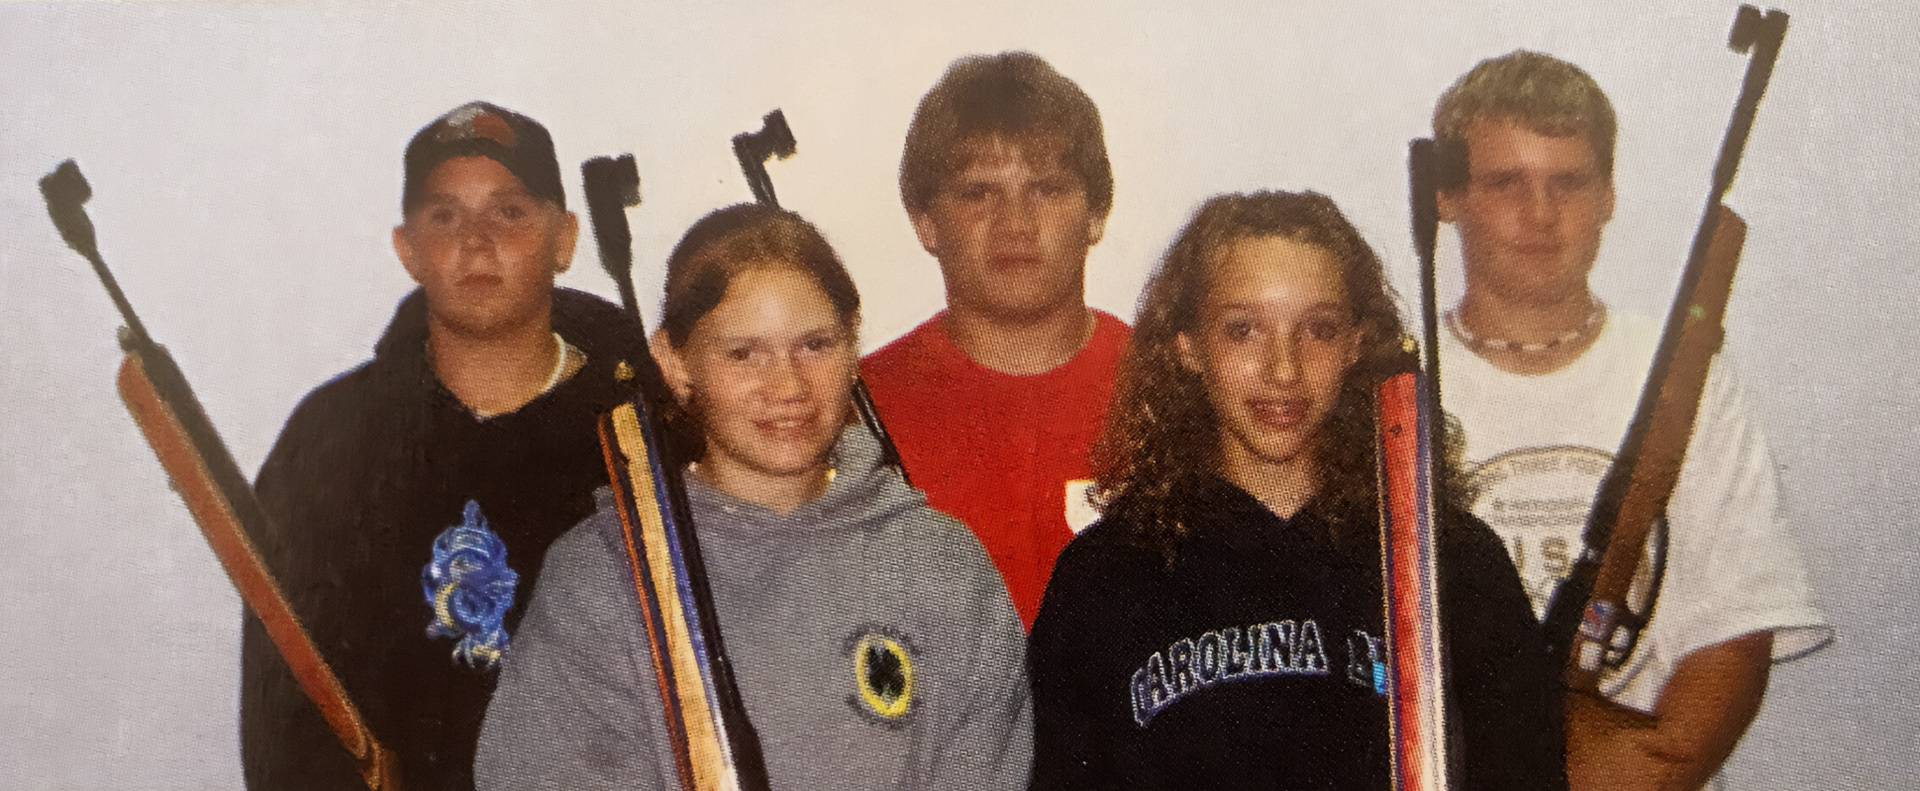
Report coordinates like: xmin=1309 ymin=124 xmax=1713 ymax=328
xmin=1440 ymin=311 xmax=1831 ymax=712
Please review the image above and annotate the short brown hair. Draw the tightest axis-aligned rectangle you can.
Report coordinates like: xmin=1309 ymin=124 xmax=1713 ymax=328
xmin=899 ymin=51 xmax=1113 ymax=218
xmin=659 ymin=203 xmax=860 ymax=348
xmin=1433 ymin=50 xmax=1617 ymax=176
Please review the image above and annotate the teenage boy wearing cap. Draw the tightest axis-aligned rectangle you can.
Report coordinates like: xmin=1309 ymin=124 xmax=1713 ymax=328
xmin=238 ymin=101 xmax=650 ymax=791
xmin=861 ymin=52 xmax=1129 ymax=630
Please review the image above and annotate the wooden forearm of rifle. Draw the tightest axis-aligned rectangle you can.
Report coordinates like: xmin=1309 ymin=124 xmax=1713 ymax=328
xmin=1378 ymin=367 xmax=1453 ymax=791
xmin=117 ymin=354 xmax=401 ymax=791
xmin=601 ymin=404 xmax=730 ymax=791
xmin=1568 ymin=208 xmax=1746 ymax=691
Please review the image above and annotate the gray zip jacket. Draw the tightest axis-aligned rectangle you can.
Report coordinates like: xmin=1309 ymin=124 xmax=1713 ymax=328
xmin=475 ymin=425 xmax=1032 ymax=790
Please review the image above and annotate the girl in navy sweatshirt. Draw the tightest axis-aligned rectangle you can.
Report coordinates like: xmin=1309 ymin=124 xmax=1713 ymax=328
xmin=1028 ymin=190 xmax=1565 ymax=790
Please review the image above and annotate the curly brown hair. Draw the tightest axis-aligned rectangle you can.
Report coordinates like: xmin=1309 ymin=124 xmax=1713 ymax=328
xmin=1093 ymin=190 xmax=1407 ymax=561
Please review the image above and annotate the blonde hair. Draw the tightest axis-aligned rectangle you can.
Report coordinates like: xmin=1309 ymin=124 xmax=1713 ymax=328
xmin=1434 ymin=50 xmax=1617 ymax=176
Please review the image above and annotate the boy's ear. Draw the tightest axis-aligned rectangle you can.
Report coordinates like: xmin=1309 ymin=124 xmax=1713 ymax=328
xmin=393 ymin=225 xmax=424 ymax=284
xmin=845 ymin=310 xmax=864 ymax=356
xmin=552 ymin=211 xmax=580 ymax=275
xmin=1086 ymin=214 xmax=1108 ymax=247
xmin=1175 ymin=331 xmax=1203 ymax=374
xmin=650 ymin=329 xmax=693 ymax=405
xmin=909 ymin=211 xmax=942 ymax=257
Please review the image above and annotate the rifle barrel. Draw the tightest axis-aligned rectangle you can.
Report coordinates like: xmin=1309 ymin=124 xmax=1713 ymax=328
xmin=1546 ymin=5 xmax=1787 ymax=688
xmin=40 ymin=160 xmax=155 ymax=346
xmin=40 ymin=158 xmax=399 ymax=790
xmin=580 ymin=150 xmax=775 ymax=791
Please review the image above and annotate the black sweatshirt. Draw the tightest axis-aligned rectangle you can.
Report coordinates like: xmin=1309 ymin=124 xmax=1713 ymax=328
xmin=1028 ymin=477 xmax=1565 ymax=791
xmin=239 ymin=288 xmax=652 ymax=791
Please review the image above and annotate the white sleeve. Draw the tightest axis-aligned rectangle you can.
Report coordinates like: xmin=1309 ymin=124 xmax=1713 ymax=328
xmin=1649 ymin=353 xmax=1834 ymax=667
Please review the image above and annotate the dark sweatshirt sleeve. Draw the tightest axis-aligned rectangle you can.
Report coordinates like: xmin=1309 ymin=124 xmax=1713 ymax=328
xmin=1442 ymin=511 xmax=1568 ymax=791
xmin=241 ymin=394 xmax=369 ymax=791
xmin=1029 ymin=532 xmax=1157 ymax=791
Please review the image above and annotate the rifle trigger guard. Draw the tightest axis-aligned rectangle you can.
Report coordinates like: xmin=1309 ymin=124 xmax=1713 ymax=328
xmin=1575 ymin=599 xmax=1649 ymax=673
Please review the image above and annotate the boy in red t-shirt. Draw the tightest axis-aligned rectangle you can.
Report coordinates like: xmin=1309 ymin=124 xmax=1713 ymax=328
xmin=862 ymin=52 xmax=1129 ymax=628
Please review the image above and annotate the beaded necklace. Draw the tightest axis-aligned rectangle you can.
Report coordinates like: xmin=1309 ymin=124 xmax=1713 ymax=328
xmin=1446 ymin=302 xmax=1606 ymax=354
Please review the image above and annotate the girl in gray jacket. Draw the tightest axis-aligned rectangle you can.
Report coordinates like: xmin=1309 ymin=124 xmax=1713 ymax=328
xmin=476 ymin=203 xmax=1032 ymax=790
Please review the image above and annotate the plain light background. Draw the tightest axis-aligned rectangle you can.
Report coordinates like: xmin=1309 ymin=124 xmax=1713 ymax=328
xmin=2 ymin=1 xmax=1914 ymax=788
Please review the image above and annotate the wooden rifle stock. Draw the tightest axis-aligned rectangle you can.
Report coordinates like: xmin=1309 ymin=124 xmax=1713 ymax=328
xmin=40 ymin=159 xmax=398 ymax=790
xmin=599 ymin=405 xmax=763 ymax=791
xmin=581 ymin=155 xmax=773 ymax=791
xmin=1542 ymin=4 xmax=1785 ymax=694
xmin=1377 ymin=138 xmax=1463 ymax=791
xmin=1377 ymin=365 xmax=1453 ymax=791
xmin=119 ymin=351 xmax=401 ymax=791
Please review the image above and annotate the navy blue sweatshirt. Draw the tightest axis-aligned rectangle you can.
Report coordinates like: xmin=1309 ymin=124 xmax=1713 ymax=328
xmin=1028 ymin=476 xmax=1565 ymax=790
xmin=240 ymin=288 xmax=655 ymax=791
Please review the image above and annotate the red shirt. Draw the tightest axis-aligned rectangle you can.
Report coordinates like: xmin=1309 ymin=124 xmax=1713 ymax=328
xmin=861 ymin=311 xmax=1131 ymax=628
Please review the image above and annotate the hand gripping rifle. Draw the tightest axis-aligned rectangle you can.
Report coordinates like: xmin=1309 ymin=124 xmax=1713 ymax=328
xmin=731 ymin=109 xmax=910 ymax=482
xmin=1540 ymin=4 xmax=1784 ymax=696
xmin=580 ymin=154 xmax=773 ymax=791
xmin=1375 ymin=139 xmax=1468 ymax=791
xmin=39 ymin=160 xmax=402 ymax=790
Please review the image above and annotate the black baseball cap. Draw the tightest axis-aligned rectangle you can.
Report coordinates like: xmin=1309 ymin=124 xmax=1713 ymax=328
xmin=402 ymin=101 xmax=566 ymax=213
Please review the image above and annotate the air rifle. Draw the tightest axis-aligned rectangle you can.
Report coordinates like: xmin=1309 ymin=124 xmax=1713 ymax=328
xmin=39 ymin=160 xmax=401 ymax=790
xmin=1540 ymin=4 xmax=1783 ymax=695
xmin=731 ymin=109 xmax=910 ymax=481
xmin=580 ymin=153 xmax=773 ymax=791
xmin=1374 ymin=138 xmax=1468 ymax=791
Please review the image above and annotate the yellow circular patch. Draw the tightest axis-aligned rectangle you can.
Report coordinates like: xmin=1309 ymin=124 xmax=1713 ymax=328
xmin=853 ymin=634 xmax=914 ymax=719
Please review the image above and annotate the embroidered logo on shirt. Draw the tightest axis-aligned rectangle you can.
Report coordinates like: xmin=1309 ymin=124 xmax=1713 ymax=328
xmin=420 ymin=500 xmax=519 ymax=670
xmin=1345 ymin=630 xmax=1389 ymax=695
xmin=1064 ymin=479 xmax=1102 ymax=534
xmin=1129 ymin=618 xmax=1329 ymax=726
xmin=846 ymin=627 xmax=917 ymax=725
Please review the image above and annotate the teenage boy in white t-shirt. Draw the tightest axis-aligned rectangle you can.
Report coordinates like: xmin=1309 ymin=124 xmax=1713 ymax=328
xmin=1430 ymin=50 xmax=1831 ymax=791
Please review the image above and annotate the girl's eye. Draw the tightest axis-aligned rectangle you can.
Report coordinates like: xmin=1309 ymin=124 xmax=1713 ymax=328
xmin=1306 ymin=320 xmax=1345 ymax=342
xmin=725 ymin=347 xmax=752 ymax=362
xmin=1223 ymin=320 xmax=1254 ymax=341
